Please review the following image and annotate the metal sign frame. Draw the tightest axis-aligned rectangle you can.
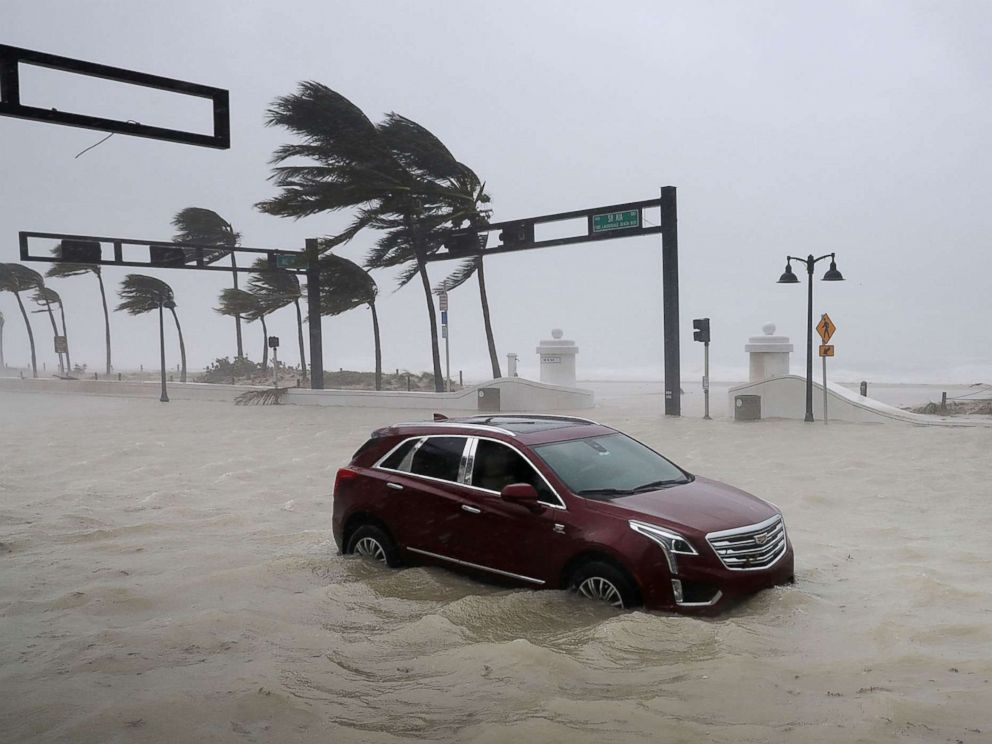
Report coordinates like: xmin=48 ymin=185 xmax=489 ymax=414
xmin=428 ymin=187 xmax=682 ymax=416
xmin=0 ymin=44 xmax=230 ymax=149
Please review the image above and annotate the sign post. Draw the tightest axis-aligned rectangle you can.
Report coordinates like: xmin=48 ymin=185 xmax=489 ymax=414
xmin=439 ymin=290 xmax=450 ymax=392
xmin=816 ymin=313 xmax=836 ymax=424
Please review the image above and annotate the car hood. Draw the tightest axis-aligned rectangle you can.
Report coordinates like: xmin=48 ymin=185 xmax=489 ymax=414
xmin=606 ymin=475 xmax=778 ymax=535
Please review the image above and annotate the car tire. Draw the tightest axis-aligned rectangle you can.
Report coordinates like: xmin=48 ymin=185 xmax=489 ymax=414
xmin=570 ymin=561 xmax=640 ymax=609
xmin=346 ymin=524 xmax=401 ymax=568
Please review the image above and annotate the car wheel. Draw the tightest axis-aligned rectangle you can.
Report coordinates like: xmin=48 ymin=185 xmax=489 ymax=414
xmin=346 ymin=524 xmax=400 ymax=567
xmin=570 ymin=561 xmax=639 ymax=609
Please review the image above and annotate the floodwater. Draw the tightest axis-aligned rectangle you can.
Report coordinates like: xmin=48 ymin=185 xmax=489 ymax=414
xmin=1 ymin=388 xmax=990 ymax=743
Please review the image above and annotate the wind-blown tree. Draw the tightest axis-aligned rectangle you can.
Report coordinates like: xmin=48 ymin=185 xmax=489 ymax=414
xmin=313 ymin=254 xmax=382 ymax=390
xmin=116 ymin=275 xmax=186 ymax=382
xmin=32 ymin=286 xmax=70 ymax=374
xmin=172 ymin=207 xmax=244 ymax=358
xmin=0 ymin=263 xmax=43 ymax=377
xmin=216 ymin=288 xmax=275 ymax=372
xmin=375 ymin=113 xmax=500 ymax=378
xmin=257 ymin=83 xmax=484 ymax=392
xmin=46 ymin=244 xmax=112 ymax=374
xmin=245 ymin=258 xmax=306 ymax=376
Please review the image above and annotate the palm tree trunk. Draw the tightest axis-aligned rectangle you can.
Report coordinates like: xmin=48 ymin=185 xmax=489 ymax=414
xmin=369 ymin=301 xmax=382 ymax=391
xmin=42 ymin=302 xmax=63 ymax=375
xmin=475 ymin=258 xmax=501 ymax=378
xmin=168 ymin=306 xmax=187 ymax=382
xmin=231 ymin=253 xmax=244 ymax=358
xmin=0 ymin=315 xmax=5 ymax=368
xmin=57 ymin=301 xmax=71 ymax=372
xmin=96 ymin=271 xmax=112 ymax=374
xmin=260 ymin=315 xmax=269 ymax=371
xmin=14 ymin=292 xmax=37 ymax=377
xmin=294 ymin=298 xmax=307 ymax=377
xmin=406 ymin=209 xmax=444 ymax=392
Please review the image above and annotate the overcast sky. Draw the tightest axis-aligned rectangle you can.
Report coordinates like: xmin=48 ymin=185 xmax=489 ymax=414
xmin=2 ymin=1 xmax=990 ymax=383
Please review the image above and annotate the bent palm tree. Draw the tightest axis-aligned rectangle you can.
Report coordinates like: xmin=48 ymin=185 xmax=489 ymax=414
xmin=32 ymin=286 xmax=70 ymax=374
xmin=172 ymin=207 xmax=244 ymax=358
xmin=257 ymin=83 xmax=477 ymax=391
xmin=47 ymin=245 xmax=112 ymax=374
xmin=216 ymin=288 xmax=274 ymax=371
xmin=313 ymin=254 xmax=382 ymax=390
xmin=0 ymin=263 xmax=43 ymax=377
xmin=245 ymin=258 xmax=306 ymax=375
xmin=116 ymin=275 xmax=186 ymax=382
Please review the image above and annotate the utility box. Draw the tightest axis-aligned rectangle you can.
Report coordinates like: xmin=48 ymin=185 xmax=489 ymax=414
xmin=478 ymin=387 xmax=500 ymax=412
xmin=734 ymin=395 xmax=761 ymax=421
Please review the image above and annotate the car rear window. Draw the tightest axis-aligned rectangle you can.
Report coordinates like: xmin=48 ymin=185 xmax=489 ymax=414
xmin=409 ymin=437 xmax=465 ymax=482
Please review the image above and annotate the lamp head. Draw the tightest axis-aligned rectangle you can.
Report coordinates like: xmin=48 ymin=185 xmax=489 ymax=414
xmin=822 ymin=254 xmax=844 ymax=281
xmin=777 ymin=261 xmax=800 ymax=284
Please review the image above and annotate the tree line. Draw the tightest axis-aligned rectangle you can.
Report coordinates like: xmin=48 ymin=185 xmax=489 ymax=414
xmin=1 ymin=83 xmax=500 ymax=389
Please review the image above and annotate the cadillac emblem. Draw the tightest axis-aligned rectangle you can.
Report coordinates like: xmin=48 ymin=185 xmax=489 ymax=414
xmin=754 ymin=532 xmax=769 ymax=546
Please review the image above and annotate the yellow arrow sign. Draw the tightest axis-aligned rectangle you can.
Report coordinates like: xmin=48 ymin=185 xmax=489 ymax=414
xmin=819 ymin=344 xmax=834 ymax=357
xmin=816 ymin=313 xmax=836 ymax=343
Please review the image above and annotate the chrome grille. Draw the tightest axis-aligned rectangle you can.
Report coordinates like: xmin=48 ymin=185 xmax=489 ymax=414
xmin=707 ymin=515 xmax=787 ymax=570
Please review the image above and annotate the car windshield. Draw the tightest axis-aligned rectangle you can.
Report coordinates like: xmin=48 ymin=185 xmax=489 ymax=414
xmin=532 ymin=433 xmax=691 ymax=498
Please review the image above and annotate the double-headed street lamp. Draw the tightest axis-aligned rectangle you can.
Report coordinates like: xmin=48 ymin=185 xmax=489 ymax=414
xmin=778 ymin=253 xmax=844 ymax=422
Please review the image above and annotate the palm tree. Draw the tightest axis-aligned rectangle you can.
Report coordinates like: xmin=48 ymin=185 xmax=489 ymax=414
xmin=313 ymin=254 xmax=382 ymax=390
xmin=116 ymin=275 xmax=186 ymax=382
xmin=172 ymin=207 xmax=244 ymax=358
xmin=0 ymin=310 xmax=5 ymax=368
xmin=0 ymin=263 xmax=43 ymax=377
xmin=32 ymin=286 xmax=70 ymax=375
xmin=376 ymin=114 xmax=501 ymax=378
xmin=46 ymin=244 xmax=112 ymax=374
xmin=257 ymin=83 xmax=478 ymax=392
xmin=245 ymin=258 xmax=306 ymax=376
xmin=216 ymin=288 xmax=274 ymax=371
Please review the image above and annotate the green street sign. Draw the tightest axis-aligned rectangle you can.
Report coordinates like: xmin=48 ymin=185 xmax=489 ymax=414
xmin=591 ymin=209 xmax=640 ymax=233
xmin=275 ymin=253 xmax=302 ymax=269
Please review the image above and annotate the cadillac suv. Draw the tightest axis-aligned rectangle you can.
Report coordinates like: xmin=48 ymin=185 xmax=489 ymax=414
xmin=332 ymin=415 xmax=794 ymax=613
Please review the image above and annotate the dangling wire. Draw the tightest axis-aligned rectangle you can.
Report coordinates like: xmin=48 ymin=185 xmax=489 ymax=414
xmin=74 ymin=120 xmax=140 ymax=159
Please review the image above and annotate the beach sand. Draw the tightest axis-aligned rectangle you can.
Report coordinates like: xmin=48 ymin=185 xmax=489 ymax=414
xmin=1 ymin=387 xmax=990 ymax=743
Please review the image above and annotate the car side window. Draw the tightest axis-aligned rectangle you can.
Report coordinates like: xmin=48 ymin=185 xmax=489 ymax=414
xmin=379 ymin=438 xmax=420 ymax=470
xmin=471 ymin=439 xmax=558 ymax=505
xmin=409 ymin=437 xmax=466 ymax=482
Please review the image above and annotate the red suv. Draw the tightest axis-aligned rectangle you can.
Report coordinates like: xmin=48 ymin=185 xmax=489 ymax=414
xmin=332 ymin=415 xmax=794 ymax=613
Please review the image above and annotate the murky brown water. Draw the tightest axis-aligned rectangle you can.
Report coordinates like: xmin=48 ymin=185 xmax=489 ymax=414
xmin=1 ymin=390 xmax=990 ymax=742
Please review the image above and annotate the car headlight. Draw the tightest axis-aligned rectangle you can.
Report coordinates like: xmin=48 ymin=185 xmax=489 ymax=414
xmin=629 ymin=520 xmax=698 ymax=573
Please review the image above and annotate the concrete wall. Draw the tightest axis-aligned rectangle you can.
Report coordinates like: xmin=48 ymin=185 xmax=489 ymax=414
xmin=287 ymin=377 xmax=594 ymax=411
xmin=728 ymin=375 xmax=987 ymax=426
xmin=0 ymin=376 xmax=258 ymax=402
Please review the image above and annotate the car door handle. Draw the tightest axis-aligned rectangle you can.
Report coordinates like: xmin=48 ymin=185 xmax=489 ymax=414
xmin=386 ymin=482 xmax=404 ymax=491
xmin=461 ymin=505 xmax=481 ymax=514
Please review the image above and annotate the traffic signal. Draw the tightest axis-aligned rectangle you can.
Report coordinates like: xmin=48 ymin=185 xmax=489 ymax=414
xmin=498 ymin=221 xmax=534 ymax=246
xmin=149 ymin=244 xmax=187 ymax=267
xmin=693 ymin=318 xmax=710 ymax=343
xmin=444 ymin=229 xmax=483 ymax=256
xmin=58 ymin=239 xmax=101 ymax=263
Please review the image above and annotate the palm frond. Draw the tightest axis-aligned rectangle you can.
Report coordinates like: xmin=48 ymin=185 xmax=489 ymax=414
xmin=115 ymin=274 xmax=174 ymax=315
xmin=0 ymin=263 xmax=45 ymax=293
xmin=433 ymin=257 xmax=480 ymax=293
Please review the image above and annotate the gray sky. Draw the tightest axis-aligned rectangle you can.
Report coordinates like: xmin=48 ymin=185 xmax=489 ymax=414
xmin=2 ymin=0 xmax=990 ymax=383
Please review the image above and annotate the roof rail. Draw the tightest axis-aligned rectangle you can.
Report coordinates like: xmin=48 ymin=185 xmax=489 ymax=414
xmin=388 ymin=421 xmax=517 ymax=437
xmin=469 ymin=413 xmax=601 ymax=426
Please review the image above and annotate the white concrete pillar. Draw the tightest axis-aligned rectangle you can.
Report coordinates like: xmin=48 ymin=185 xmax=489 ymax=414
xmin=536 ymin=329 xmax=578 ymax=387
xmin=745 ymin=323 xmax=793 ymax=382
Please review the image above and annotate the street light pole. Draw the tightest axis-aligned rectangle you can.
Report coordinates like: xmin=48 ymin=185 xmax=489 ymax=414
xmin=778 ymin=253 xmax=844 ymax=422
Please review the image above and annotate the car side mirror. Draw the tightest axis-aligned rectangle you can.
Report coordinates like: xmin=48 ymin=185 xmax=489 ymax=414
xmin=501 ymin=483 xmax=543 ymax=512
